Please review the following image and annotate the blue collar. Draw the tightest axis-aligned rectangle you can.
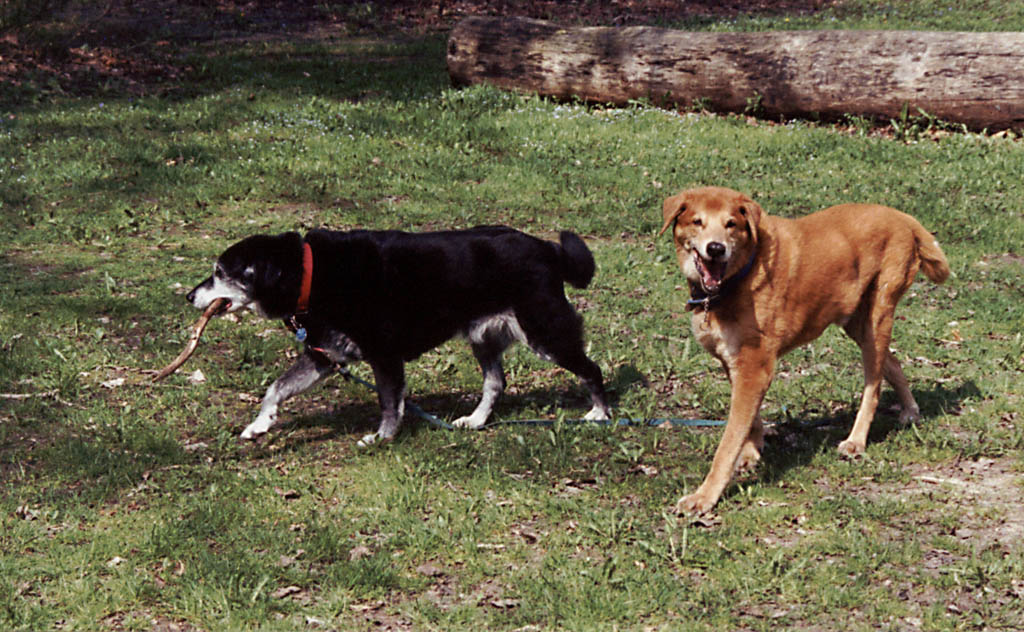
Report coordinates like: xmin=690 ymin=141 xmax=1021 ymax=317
xmin=686 ymin=246 xmax=757 ymax=311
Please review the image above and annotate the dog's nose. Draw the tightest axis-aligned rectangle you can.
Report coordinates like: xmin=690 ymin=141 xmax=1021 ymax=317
xmin=186 ymin=288 xmax=196 ymax=303
xmin=706 ymin=242 xmax=727 ymax=259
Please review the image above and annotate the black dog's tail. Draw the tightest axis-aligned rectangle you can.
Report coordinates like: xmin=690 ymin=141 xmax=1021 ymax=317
xmin=558 ymin=231 xmax=596 ymax=289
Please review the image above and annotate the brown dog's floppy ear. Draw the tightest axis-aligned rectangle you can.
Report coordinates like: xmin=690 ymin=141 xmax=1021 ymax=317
xmin=737 ymin=197 xmax=764 ymax=244
xmin=659 ymin=193 xmax=688 ymax=237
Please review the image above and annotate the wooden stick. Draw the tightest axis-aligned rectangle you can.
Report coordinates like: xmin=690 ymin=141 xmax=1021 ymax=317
xmin=1 ymin=389 xmax=58 ymax=400
xmin=151 ymin=298 xmax=228 ymax=382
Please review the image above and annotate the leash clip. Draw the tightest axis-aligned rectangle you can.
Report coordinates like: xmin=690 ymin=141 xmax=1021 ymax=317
xmin=685 ymin=294 xmax=714 ymax=328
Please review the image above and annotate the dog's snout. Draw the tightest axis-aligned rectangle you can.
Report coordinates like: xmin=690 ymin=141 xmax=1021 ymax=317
xmin=186 ymin=276 xmax=213 ymax=306
xmin=706 ymin=242 xmax=727 ymax=259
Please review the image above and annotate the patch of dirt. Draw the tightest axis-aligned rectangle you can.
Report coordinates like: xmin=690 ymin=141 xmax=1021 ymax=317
xmin=814 ymin=455 xmax=1024 ymax=549
xmin=907 ymin=457 xmax=1024 ymax=548
xmin=980 ymin=252 xmax=1024 ymax=268
xmin=1 ymin=0 xmax=832 ymax=99
xmin=100 ymin=612 xmax=201 ymax=632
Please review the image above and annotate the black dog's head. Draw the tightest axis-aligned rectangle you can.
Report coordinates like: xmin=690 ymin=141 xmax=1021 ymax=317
xmin=186 ymin=232 xmax=304 ymax=319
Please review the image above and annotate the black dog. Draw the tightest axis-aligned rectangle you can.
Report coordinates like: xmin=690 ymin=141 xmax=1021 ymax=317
xmin=187 ymin=226 xmax=611 ymax=445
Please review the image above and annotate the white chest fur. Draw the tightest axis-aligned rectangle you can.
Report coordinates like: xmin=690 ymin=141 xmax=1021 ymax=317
xmin=692 ymin=312 xmax=743 ymax=370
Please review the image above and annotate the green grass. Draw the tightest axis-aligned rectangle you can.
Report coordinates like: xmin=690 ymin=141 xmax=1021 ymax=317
xmin=3 ymin=2 xmax=1024 ymax=630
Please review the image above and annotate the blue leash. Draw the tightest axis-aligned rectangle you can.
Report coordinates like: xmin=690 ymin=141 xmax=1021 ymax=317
xmin=335 ymin=367 xmax=725 ymax=430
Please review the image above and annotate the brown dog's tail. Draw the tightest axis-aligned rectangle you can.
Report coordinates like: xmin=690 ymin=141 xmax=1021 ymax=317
xmin=913 ymin=222 xmax=951 ymax=284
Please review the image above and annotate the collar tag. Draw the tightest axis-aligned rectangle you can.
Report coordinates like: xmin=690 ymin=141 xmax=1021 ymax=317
xmin=286 ymin=315 xmax=308 ymax=343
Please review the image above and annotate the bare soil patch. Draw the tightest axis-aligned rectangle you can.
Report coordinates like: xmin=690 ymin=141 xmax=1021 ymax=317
xmin=1 ymin=0 xmax=831 ymax=99
xmin=908 ymin=457 xmax=1024 ymax=548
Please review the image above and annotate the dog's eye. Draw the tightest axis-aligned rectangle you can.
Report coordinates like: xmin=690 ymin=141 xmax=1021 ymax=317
xmin=693 ymin=218 xmax=703 ymax=227
xmin=725 ymin=219 xmax=737 ymax=228
xmin=738 ymin=206 xmax=748 ymax=216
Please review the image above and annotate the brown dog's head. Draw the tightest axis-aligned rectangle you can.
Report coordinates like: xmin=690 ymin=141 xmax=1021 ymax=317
xmin=659 ymin=186 xmax=762 ymax=294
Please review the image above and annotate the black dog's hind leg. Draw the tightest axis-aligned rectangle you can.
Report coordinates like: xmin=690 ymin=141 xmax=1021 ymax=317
xmin=241 ymin=351 xmax=335 ymax=440
xmin=517 ymin=297 xmax=611 ymax=421
xmin=358 ymin=358 xmax=406 ymax=447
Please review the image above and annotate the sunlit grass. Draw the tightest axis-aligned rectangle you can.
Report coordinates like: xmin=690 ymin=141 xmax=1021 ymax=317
xmin=2 ymin=1 xmax=1023 ymax=630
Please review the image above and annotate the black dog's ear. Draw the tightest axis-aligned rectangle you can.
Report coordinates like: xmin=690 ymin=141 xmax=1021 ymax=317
xmin=247 ymin=232 xmax=305 ymax=318
xmin=260 ymin=262 xmax=281 ymax=287
xmin=263 ymin=232 xmax=303 ymax=288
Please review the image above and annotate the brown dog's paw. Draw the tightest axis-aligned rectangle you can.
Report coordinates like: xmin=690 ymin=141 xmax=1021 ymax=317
xmin=735 ymin=444 xmax=762 ymax=474
xmin=675 ymin=492 xmax=717 ymax=515
xmin=837 ymin=439 xmax=866 ymax=459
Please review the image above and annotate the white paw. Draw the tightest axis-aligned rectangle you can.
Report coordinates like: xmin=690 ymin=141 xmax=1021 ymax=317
xmin=240 ymin=416 xmax=273 ymax=440
xmin=357 ymin=432 xmax=394 ymax=448
xmin=452 ymin=414 xmax=487 ymax=429
xmin=239 ymin=427 xmax=263 ymax=440
xmin=583 ymin=405 xmax=611 ymax=421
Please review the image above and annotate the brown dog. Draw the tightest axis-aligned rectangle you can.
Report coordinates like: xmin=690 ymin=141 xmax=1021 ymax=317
xmin=660 ymin=186 xmax=950 ymax=514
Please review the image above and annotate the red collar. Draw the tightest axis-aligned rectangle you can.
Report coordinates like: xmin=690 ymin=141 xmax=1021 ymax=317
xmin=297 ymin=242 xmax=313 ymax=313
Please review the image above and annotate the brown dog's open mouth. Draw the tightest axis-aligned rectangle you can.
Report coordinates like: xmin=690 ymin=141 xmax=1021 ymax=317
xmin=695 ymin=253 xmax=727 ymax=293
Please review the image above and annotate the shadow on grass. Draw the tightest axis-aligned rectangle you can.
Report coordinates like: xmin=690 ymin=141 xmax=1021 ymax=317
xmin=1 ymin=1 xmax=448 ymax=104
xmin=265 ymin=381 xmax=613 ymax=445
xmin=747 ymin=379 xmax=984 ymax=493
xmin=252 ymin=360 xmax=697 ymax=461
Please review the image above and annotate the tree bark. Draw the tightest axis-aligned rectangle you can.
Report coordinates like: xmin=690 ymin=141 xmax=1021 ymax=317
xmin=447 ymin=16 xmax=1024 ymax=130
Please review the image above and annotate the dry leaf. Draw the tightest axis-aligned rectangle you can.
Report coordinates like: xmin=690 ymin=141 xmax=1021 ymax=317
xmin=688 ymin=514 xmax=722 ymax=528
xmin=416 ymin=562 xmax=444 ymax=577
xmin=511 ymin=525 xmax=540 ymax=543
xmin=277 ymin=549 xmax=304 ymax=568
xmin=271 ymin=585 xmax=302 ymax=599
xmin=628 ymin=464 xmax=659 ymax=477
xmin=348 ymin=545 xmax=372 ymax=561
xmin=15 ymin=505 xmax=38 ymax=521
xmin=490 ymin=598 xmax=520 ymax=609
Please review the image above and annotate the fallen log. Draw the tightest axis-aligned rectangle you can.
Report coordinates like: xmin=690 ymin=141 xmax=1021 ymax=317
xmin=447 ymin=16 xmax=1024 ymax=130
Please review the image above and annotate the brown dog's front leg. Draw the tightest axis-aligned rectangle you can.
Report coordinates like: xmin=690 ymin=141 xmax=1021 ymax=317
xmin=677 ymin=361 xmax=772 ymax=514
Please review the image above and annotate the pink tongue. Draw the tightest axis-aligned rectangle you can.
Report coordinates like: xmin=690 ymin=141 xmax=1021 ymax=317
xmin=699 ymin=257 xmax=726 ymax=291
